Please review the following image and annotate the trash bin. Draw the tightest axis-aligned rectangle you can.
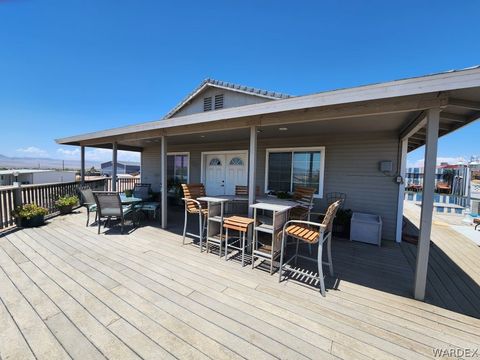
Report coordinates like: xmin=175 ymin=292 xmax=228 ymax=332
xmin=350 ymin=212 xmax=382 ymax=246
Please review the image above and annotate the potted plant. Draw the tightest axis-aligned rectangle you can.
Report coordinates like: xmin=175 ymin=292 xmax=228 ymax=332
xmin=333 ymin=208 xmax=353 ymax=237
xmin=124 ymin=189 xmax=133 ymax=197
xmin=55 ymin=195 xmax=79 ymax=215
xmin=12 ymin=204 xmax=48 ymax=228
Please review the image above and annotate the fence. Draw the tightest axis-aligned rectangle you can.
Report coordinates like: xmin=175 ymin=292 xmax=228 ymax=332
xmin=0 ymin=179 xmax=106 ymax=230
xmin=105 ymin=177 xmax=141 ymax=192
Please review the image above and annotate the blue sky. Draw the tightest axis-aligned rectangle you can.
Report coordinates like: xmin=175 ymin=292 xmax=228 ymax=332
xmin=0 ymin=0 xmax=479 ymax=164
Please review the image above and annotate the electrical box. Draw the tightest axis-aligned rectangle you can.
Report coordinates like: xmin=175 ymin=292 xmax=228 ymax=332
xmin=379 ymin=161 xmax=393 ymax=172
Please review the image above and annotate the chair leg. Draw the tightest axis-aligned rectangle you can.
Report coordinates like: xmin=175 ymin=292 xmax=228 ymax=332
xmin=317 ymin=243 xmax=326 ymax=297
xmin=198 ymin=212 xmax=203 ymax=252
xmin=279 ymin=231 xmax=286 ymax=282
xmin=182 ymin=210 xmax=188 ymax=245
xmin=86 ymin=208 xmax=90 ymax=227
xmin=252 ymin=230 xmax=257 ymax=269
xmin=294 ymin=238 xmax=299 ymax=266
xmin=327 ymin=234 xmax=334 ymax=276
xmin=121 ymin=217 xmax=124 ymax=234
xmin=241 ymin=231 xmax=245 ymax=267
xmin=97 ymin=218 xmax=101 ymax=234
xmin=225 ymin=228 xmax=229 ymax=261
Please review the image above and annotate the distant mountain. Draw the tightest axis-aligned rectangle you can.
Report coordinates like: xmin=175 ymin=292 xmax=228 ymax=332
xmin=0 ymin=154 xmax=100 ymax=170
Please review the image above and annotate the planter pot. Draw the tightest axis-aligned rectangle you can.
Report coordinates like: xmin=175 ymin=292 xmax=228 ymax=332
xmin=58 ymin=205 xmax=73 ymax=215
xmin=16 ymin=215 xmax=45 ymax=228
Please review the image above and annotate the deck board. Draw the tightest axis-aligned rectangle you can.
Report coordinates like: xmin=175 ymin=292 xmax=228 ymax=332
xmin=0 ymin=207 xmax=479 ymax=359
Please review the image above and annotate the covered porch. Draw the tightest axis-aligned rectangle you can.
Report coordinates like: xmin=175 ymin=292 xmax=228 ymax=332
xmin=57 ymin=67 xmax=480 ymax=302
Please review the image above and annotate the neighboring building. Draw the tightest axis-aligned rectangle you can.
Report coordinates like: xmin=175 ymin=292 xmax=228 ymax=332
xmin=0 ymin=169 xmax=76 ymax=186
xmin=405 ymin=163 xmax=470 ymax=195
xmin=101 ymin=161 xmax=140 ymax=176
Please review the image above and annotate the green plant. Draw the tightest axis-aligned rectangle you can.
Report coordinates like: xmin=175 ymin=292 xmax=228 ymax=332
xmin=12 ymin=204 xmax=48 ymax=219
xmin=276 ymin=191 xmax=292 ymax=199
xmin=124 ymin=189 xmax=133 ymax=197
xmin=55 ymin=195 xmax=79 ymax=208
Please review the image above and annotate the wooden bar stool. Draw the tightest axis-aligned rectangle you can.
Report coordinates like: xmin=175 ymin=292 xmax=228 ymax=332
xmin=223 ymin=216 xmax=254 ymax=267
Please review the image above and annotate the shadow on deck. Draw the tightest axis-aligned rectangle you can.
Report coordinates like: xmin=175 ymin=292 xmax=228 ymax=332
xmin=115 ymin=204 xmax=480 ymax=319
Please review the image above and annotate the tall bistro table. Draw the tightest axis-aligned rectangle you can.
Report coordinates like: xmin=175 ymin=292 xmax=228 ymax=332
xmin=249 ymin=197 xmax=297 ymax=274
xmin=197 ymin=196 xmax=230 ymax=255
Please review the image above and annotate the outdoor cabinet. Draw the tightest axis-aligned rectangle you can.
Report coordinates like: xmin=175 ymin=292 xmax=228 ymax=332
xmin=350 ymin=212 xmax=382 ymax=246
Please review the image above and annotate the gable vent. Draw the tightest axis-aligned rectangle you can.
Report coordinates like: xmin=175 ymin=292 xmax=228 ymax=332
xmin=203 ymin=97 xmax=212 ymax=111
xmin=214 ymin=94 xmax=224 ymax=110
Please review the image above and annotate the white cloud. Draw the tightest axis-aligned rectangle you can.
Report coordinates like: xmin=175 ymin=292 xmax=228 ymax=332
xmin=57 ymin=148 xmax=80 ymax=157
xmin=84 ymin=148 xmax=140 ymax=163
xmin=16 ymin=146 xmax=49 ymax=157
xmin=407 ymin=156 xmax=467 ymax=168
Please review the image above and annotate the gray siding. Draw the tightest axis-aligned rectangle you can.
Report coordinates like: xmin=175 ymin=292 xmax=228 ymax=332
xmin=141 ymin=131 xmax=400 ymax=240
xmin=171 ymin=87 xmax=273 ymax=118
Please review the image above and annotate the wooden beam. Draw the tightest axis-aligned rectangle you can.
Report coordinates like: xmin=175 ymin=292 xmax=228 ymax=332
xmin=400 ymin=111 xmax=426 ymax=140
xmin=396 ymin=138 xmax=408 ymax=243
xmin=449 ymin=98 xmax=480 ymax=111
xmin=112 ymin=142 xmax=118 ymax=192
xmin=248 ymin=125 xmax=257 ymax=217
xmin=161 ymin=136 xmax=167 ymax=229
xmin=414 ymin=108 xmax=440 ymax=300
xmin=440 ymin=112 xmax=466 ymax=123
xmin=80 ymin=146 xmax=85 ymax=185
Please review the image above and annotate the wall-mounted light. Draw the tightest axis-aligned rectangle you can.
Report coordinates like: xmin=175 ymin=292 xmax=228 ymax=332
xmin=279 ymin=127 xmax=288 ymax=131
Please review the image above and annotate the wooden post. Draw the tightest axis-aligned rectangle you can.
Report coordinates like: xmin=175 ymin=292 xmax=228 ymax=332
xmin=161 ymin=136 xmax=168 ymax=229
xmin=80 ymin=146 xmax=85 ymax=185
xmin=395 ymin=138 xmax=408 ymax=243
xmin=112 ymin=142 xmax=118 ymax=192
xmin=248 ymin=125 xmax=257 ymax=217
xmin=414 ymin=108 xmax=440 ymax=300
xmin=13 ymin=183 xmax=22 ymax=209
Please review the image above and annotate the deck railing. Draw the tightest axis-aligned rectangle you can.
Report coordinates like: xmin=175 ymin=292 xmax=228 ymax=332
xmin=105 ymin=177 xmax=140 ymax=192
xmin=0 ymin=179 xmax=106 ymax=230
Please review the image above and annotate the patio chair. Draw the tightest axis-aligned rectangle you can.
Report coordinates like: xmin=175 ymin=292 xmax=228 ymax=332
xmin=181 ymin=183 xmax=208 ymax=250
xmin=94 ymin=192 xmax=137 ymax=234
xmin=79 ymin=186 xmax=97 ymax=226
xmin=289 ymin=186 xmax=316 ymax=221
xmin=133 ymin=183 xmax=151 ymax=200
xmin=278 ymin=200 xmax=342 ymax=296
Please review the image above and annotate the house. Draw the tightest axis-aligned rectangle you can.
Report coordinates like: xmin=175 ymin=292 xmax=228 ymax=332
xmin=0 ymin=169 xmax=76 ymax=186
xmin=56 ymin=68 xmax=480 ymax=300
xmin=100 ymin=160 xmax=140 ymax=176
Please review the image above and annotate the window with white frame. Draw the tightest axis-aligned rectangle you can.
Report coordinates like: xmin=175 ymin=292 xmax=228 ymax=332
xmin=266 ymin=147 xmax=325 ymax=197
xmin=167 ymin=153 xmax=189 ymax=184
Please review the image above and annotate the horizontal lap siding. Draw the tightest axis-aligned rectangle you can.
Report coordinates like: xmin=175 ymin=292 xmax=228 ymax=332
xmin=141 ymin=131 xmax=399 ymax=240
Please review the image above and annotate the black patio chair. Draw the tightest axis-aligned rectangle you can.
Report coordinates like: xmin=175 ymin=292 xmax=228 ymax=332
xmin=79 ymin=186 xmax=97 ymax=226
xmin=93 ymin=192 xmax=137 ymax=234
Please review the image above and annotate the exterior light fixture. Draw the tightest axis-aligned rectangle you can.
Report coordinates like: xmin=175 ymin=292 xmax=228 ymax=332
xmin=279 ymin=127 xmax=288 ymax=131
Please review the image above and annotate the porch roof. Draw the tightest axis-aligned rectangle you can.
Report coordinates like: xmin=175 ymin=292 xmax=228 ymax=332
xmin=56 ymin=66 xmax=480 ymax=152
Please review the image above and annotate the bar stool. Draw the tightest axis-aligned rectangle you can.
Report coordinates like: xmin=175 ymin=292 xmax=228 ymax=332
xmin=278 ymin=200 xmax=341 ymax=296
xmin=224 ymin=216 xmax=254 ymax=267
xmin=181 ymin=184 xmax=208 ymax=250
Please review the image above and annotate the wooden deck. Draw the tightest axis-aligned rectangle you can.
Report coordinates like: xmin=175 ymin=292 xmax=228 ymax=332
xmin=0 ymin=208 xmax=479 ymax=359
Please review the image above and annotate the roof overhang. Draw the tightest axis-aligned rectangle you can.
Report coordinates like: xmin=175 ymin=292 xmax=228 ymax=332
xmin=56 ymin=67 xmax=480 ymax=152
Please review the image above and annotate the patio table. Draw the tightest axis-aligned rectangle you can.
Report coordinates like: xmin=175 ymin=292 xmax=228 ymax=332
xmin=119 ymin=194 xmax=143 ymax=205
xmin=249 ymin=200 xmax=295 ymax=273
xmin=197 ymin=196 xmax=231 ymax=255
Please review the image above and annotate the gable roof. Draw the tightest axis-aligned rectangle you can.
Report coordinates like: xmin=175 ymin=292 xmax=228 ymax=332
xmin=164 ymin=78 xmax=292 ymax=119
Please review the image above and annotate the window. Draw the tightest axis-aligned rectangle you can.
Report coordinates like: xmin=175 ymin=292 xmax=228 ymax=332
xmin=266 ymin=147 xmax=325 ymax=197
xmin=203 ymin=97 xmax=212 ymax=111
xmin=229 ymin=157 xmax=244 ymax=166
xmin=214 ymin=94 xmax=224 ymax=109
xmin=167 ymin=153 xmax=189 ymax=185
xmin=209 ymin=158 xmax=222 ymax=166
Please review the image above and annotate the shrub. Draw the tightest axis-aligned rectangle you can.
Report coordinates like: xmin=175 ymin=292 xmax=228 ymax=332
xmin=12 ymin=204 xmax=48 ymax=219
xmin=55 ymin=195 xmax=79 ymax=208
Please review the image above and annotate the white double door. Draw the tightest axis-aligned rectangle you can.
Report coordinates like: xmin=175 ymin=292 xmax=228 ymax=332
xmin=204 ymin=152 xmax=248 ymax=196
